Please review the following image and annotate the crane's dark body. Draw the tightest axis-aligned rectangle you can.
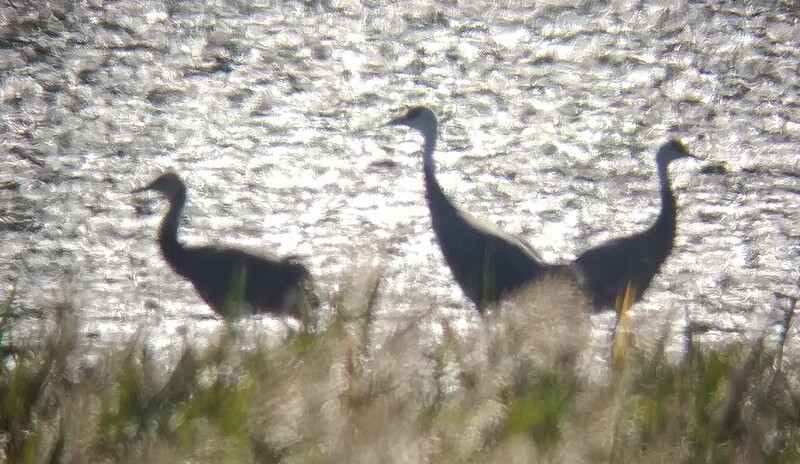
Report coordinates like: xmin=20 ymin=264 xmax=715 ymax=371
xmin=391 ymin=107 xmax=548 ymax=313
xmin=574 ymin=201 xmax=675 ymax=311
xmin=574 ymin=140 xmax=695 ymax=311
xmin=135 ymin=172 xmax=317 ymax=319
xmin=423 ymin=163 xmax=547 ymax=312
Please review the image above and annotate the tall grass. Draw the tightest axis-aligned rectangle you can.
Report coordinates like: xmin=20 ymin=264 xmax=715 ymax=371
xmin=1 ymin=273 xmax=799 ymax=463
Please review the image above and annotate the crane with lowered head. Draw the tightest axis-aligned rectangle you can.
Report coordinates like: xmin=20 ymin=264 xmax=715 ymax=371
xmin=132 ymin=171 xmax=319 ymax=321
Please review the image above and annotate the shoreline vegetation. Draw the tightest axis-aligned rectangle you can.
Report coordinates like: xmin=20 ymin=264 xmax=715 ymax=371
xmin=1 ymin=271 xmax=799 ymax=464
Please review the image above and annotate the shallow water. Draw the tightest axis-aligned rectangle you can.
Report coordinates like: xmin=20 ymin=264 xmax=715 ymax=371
xmin=1 ymin=0 xmax=799 ymax=354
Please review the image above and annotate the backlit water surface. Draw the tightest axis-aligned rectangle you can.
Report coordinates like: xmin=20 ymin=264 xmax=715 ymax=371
xmin=1 ymin=0 xmax=798 ymax=357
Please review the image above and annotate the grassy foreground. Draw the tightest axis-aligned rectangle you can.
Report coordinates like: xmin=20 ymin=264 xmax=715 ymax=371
xmin=2 ymin=271 xmax=799 ymax=464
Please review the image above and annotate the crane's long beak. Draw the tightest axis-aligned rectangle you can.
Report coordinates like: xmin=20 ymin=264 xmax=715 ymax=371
xmin=668 ymin=139 xmax=703 ymax=161
xmin=685 ymin=146 xmax=707 ymax=161
xmin=131 ymin=185 xmax=151 ymax=194
xmin=385 ymin=114 xmax=408 ymax=127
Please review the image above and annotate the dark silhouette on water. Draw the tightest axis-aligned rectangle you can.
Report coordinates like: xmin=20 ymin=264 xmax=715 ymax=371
xmin=389 ymin=106 xmax=555 ymax=313
xmin=574 ymin=140 xmax=698 ymax=312
xmin=133 ymin=172 xmax=318 ymax=320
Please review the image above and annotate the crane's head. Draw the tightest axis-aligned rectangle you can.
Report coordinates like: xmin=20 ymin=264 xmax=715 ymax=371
xmin=656 ymin=139 xmax=699 ymax=166
xmin=387 ymin=106 xmax=438 ymax=134
xmin=132 ymin=171 xmax=186 ymax=200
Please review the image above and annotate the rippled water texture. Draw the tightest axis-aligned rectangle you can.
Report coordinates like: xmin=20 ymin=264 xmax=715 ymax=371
xmin=1 ymin=0 xmax=798 ymax=351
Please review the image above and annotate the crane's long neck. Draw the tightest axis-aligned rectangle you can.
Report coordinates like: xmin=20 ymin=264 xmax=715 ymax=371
xmin=158 ymin=190 xmax=188 ymax=267
xmin=419 ymin=120 xmax=454 ymax=217
xmin=650 ymin=161 xmax=677 ymax=248
xmin=421 ymin=120 xmax=438 ymax=179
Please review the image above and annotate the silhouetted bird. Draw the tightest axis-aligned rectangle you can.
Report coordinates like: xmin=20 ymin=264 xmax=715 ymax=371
xmin=389 ymin=106 xmax=552 ymax=313
xmin=574 ymin=140 xmax=698 ymax=312
xmin=132 ymin=172 xmax=318 ymax=320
